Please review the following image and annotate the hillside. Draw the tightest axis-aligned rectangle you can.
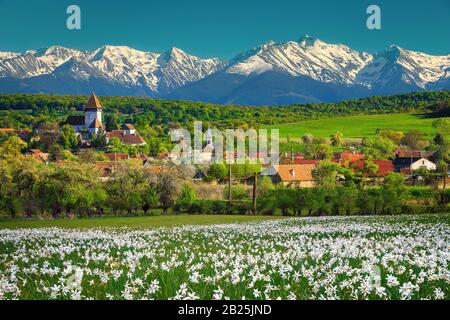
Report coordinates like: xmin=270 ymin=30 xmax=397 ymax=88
xmin=264 ymin=113 xmax=443 ymax=139
xmin=0 ymin=90 xmax=449 ymax=131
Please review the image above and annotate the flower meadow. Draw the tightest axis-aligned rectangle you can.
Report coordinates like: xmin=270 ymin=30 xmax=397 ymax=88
xmin=0 ymin=215 xmax=448 ymax=300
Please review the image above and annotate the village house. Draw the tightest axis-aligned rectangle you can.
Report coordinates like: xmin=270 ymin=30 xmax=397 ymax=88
xmin=410 ymin=158 xmax=437 ymax=171
xmin=261 ymin=164 xmax=316 ymax=187
xmin=106 ymin=125 xmax=147 ymax=146
xmin=350 ymin=160 xmax=395 ymax=178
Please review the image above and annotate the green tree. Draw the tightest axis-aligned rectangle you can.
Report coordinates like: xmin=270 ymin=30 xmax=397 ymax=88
xmin=105 ymin=113 xmax=119 ymax=132
xmin=330 ymin=131 xmax=343 ymax=147
xmin=91 ymin=128 xmax=109 ymax=151
xmin=361 ymin=136 xmax=396 ymax=159
xmin=0 ymin=135 xmax=27 ymax=159
xmin=157 ymin=169 xmax=181 ymax=214
xmin=176 ymin=184 xmax=197 ymax=212
xmin=59 ymin=124 xmax=78 ymax=150
xmin=312 ymin=161 xmax=339 ymax=190
xmin=208 ymin=163 xmax=228 ymax=181
xmin=381 ymin=172 xmax=407 ymax=215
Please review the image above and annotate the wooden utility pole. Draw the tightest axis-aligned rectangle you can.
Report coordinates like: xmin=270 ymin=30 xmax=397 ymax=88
xmin=252 ymin=172 xmax=257 ymax=215
xmin=228 ymin=160 xmax=232 ymax=206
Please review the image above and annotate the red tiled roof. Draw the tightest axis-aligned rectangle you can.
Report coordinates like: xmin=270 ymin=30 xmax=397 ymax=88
xmin=123 ymin=134 xmax=146 ymax=145
xmin=106 ymin=130 xmax=125 ymax=139
xmin=85 ymin=93 xmax=102 ymax=110
xmin=275 ymin=164 xmax=316 ymax=182
xmin=394 ymin=149 xmax=427 ymax=158
xmin=0 ymin=128 xmax=14 ymax=132
xmin=106 ymin=130 xmax=146 ymax=145
xmin=352 ymin=160 xmax=394 ymax=177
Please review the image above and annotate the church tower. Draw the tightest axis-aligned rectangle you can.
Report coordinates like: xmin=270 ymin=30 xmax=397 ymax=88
xmin=84 ymin=93 xmax=103 ymax=134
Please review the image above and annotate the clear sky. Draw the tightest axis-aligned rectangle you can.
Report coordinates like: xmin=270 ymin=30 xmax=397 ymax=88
xmin=0 ymin=0 xmax=449 ymax=60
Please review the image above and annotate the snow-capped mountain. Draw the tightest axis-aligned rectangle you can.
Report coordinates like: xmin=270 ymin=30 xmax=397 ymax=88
xmin=227 ymin=36 xmax=373 ymax=84
xmin=0 ymin=37 xmax=449 ymax=105
xmin=170 ymin=36 xmax=450 ymax=104
xmin=0 ymin=45 xmax=225 ymax=96
xmin=356 ymin=45 xmax=450 ymax=93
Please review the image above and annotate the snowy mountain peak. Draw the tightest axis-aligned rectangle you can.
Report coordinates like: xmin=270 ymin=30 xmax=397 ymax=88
xmin=0 ymin=39 xmax=448 ymax=105
xmin=298 ymin=35 xmax=317 ymax=47
xmin=227 ymin=37 xmax=373 ymax=84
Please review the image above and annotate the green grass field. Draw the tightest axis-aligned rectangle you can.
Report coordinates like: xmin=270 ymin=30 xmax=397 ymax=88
xmin=264 ymin=113 xmax=441 ymax=139
xmin=0 ymin=215 xmax=285 ymax=229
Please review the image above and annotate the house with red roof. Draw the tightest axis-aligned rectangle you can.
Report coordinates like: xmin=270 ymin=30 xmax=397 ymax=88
xmin=260 ymin=164 xmax=317 ymax=187
xmin=351 ymin=160 xmax=394 ymax=177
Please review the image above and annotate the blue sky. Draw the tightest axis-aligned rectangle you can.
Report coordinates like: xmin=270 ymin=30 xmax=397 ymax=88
xmin=0 ymin=0 xmax=449 ymax=60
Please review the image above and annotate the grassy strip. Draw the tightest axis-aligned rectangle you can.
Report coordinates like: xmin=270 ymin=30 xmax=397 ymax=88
xmin=0 ymin=214 xmax=287 ymax=229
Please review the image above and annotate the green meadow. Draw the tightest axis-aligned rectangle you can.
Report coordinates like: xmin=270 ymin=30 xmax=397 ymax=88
xmin=0 ymin=215 xmax=285 ymax=229
xmin=264 ymin=113 xmax=441 ymax=139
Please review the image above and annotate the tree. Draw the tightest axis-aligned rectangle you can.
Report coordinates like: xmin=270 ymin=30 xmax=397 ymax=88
xmin=49 ymin=144 xmax=64 ymax=161
xmin=36 ymin=163 xmax=103 ymax=218
xmin=208 ymin=163 xmax=228 ymax=181
xmin=352 ymin=159 xmax=379 ymax=189
xmin=312 ymin=161 xmax=339 ymax=190
xmin=361 ymin=136 xmax=396 ymax=159
xmin=435 ymin=160 xmax=448 ymax=207
xmin=330 ymin=131 xmax=343 ymax=147
xmin=257 ymin=176 xmax=274 ymax=197
xmin=59 ymin=124 xmax=78 ymax=150
xmin=0 ymin=159 xmax=17 ymax=217
xmin=157 ymin=168 xmax=181 ymax=214
xmin=378 ymin=130 xmax=404 ymax=145
xmin=304 ymin=137 xmax=333 ymax=160
xmin=107 ymin=160 xmax=148 ymax=215
xmin=301 ymin=133 xmax=314 ymax=145
xmin=105 ymin=113 xmax=119 ymax=132
xmin=11 ymin=158 xmax=43 ymax=218
xmin=401 ymin=130 xmax=428 ymax=150
xmin=91 ymin=128 xmax=108 ymax=151
xmin=0 ymin=135 xmax=27 ymax=159
xmin=176 ymin=184 xmax=197 ymax=212
xmin=380 ymin=172 xmax=406 ymax=214
xmin=141 ymin=177 xmax=159 ymax=215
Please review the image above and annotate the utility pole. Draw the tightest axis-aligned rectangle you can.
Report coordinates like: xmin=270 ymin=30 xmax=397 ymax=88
xmin=291 ymin=147 xmax=294 ymax=164
xmin=228 ymin=160 xmax=232 ymax=214
xmin=252 ymin=172 xmax=257 ymax=215
xmin=228 ymin=161 xmax=232 ymax=201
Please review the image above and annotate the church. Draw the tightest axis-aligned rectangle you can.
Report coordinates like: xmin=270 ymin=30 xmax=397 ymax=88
xmin=64 ymin=93 xmax=146 ymax=146
xmin=65 ymin=93 xmax=103 ymax=135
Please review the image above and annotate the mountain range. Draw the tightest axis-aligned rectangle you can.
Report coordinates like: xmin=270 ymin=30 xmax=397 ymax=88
xmin=0 ymin=36 xmax=449 ymax=105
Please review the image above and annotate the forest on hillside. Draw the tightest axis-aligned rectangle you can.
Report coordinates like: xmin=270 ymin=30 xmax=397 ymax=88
xmin=0 ymin=90 xmax=449 ymax=133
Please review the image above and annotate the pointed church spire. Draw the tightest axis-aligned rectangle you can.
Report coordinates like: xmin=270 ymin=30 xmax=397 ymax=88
xmin=206 ymin=127 xmax=213 ymax=145
xmin=84 ymin=93 xmax=103 ymax=110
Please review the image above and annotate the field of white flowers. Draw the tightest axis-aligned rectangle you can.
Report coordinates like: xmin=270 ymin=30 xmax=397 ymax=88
xmin=0 ymin=214 xmax=448 ymax=300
